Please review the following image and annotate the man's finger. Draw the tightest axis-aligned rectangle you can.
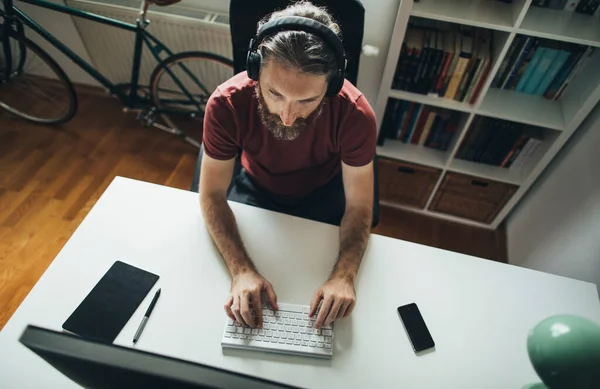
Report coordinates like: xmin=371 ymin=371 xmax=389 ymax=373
xmin=240 ymin=292 xmax=256 ymax=328
xmin=224 ymin=296 xmax=236 ymax=321
xmin=264 ymin=282 xmax=278 ymax=310
xmin=324 ymin=299 xmax=343 ymax=326
xmin=251 ymin=291 xmax=263 ymax=328
xmin=337 ymin=302 xmax=350 ymax=319
xmin=314 ymin=297 xmax=333 ymax=328
xmin=309 ymin=289 xmax=323 ymax=318
xmin=231 ymin=295 xmax=244 ymax=324
xmin=344 ymin=300 xmax=356 ymax=317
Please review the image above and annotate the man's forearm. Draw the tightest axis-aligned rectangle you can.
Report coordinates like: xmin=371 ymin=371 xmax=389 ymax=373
xmin=330 ymin=205 xmax=372 ymax=282
xmin=201 ymin=194 xmax=256 ymax=278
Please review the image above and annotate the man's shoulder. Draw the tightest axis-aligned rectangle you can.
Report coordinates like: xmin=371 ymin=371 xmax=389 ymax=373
xmin=335 ymin=80 xmax=373 ymax=113
xmin=212 ymin=71 xmax=257 ymax=102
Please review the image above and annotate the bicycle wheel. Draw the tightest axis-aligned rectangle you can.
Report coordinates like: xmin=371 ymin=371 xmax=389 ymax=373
xmin=150 ymin=51 xmax=233 ymax=147
xmin=0 ymin=34 xmax=77 ymax=124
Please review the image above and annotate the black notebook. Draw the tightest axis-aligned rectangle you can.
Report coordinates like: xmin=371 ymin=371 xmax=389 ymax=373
xmin=62 ymin=261 xmax=159 ymax=343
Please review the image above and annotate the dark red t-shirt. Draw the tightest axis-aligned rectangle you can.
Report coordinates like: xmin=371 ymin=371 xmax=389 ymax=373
xmin=203 ymin=72 xmax=377 ymax=199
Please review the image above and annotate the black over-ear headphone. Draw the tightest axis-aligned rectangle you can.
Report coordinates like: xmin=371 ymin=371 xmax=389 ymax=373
xmin=246 ymin=16 xmax=347 ymax=97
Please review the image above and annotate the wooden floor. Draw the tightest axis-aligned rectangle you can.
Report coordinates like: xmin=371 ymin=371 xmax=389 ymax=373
xmin=0 ymin=91 xmax=506 ymax=329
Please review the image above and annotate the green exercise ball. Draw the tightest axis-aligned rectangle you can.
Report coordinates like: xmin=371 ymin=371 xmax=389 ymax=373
xmin=525 ymin=314 xmax=600 ymax=389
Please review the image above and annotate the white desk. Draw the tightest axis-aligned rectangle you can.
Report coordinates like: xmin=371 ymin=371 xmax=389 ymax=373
xmin=1 ymin=177 xmax=599 ymax=389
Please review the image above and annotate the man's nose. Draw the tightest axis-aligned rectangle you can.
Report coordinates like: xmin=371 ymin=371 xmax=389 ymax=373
xmin=280 ymin=105 xmax=297 ymax=126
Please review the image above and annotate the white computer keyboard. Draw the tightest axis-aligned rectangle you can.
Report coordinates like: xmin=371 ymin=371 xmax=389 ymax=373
xmin=221 ymin=302 xmax=334 ymax=359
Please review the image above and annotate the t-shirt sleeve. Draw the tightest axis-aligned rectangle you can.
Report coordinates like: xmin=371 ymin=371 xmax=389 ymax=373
xmin=202 ymin=91 xmax=239 ymax=160
xmin=340 ymin=95 xmax=377 ymax=167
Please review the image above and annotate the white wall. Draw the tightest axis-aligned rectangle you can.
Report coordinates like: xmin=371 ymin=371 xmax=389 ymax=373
xmin=507 ymin=103 xmax=600 ymax=292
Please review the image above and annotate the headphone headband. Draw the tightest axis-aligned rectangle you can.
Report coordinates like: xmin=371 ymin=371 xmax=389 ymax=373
xmin=251 ymin=16 xmax=346 ymax=71
xmin=246 ymin=16 xmax=347 ymax=96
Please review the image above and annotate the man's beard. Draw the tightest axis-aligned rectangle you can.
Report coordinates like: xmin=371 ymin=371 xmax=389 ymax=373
xmin=255 ymin=86 xmax=324 ymax=141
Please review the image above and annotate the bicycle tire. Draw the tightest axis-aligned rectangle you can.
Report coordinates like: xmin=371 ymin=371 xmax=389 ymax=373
xmin=149 ymin=51 xmax=234 ymax=148
xmin=0 ymin=34 xmax=77 ymax=125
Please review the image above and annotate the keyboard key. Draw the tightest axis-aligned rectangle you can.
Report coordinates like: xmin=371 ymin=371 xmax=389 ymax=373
xmin=262 ymin=309 xmax=269 ymax=316
xmin=236 ymin=327 xmax=244 ymax=334
xmin=240 ymin=335 xmax=247 ymax=339
xmin=303 ymin=306 xmax=310 ymax=314
xmin=266 ymin=330 xmax=273 ymax=337
xmin=317 ymin=342 xmax=324 ymax=348
xmin=248 ymin=335 xmax=255 ymax=340
xmin=226 ymin=326 xmax=235 ymax=333
xmin=263 ymin=323 xmax=270 ymax=330
xmin=280 ymin=333 xmax=287 ymax=339
xmin=256 ymin=336 xmax=263 ymax=341
xmin=251 ymin=329 xmax=258 ymax=335
xmin=282 ymin=312 xmax=289 ymax=318
xmin=267 ymin=310 xmax=274 ymax=316
xmin=302 ymin=334 xmax=309 ymax=341
xmin=286 ymin=340 xmax=293 ymax=345
xmin=309 ymin=342 xmax=316 ymax=347
xmin=277 ymin=324 xmax=285 ymax=331
xmin=324 ymin=324 xmax=333 ymax=330
xmin=317 ymin=335 xmax=325 ymax=342
xmin=282 ymin=305 xmax=303 ymax=313
xmin=292 ymin=326 xmax=299 ymax=333
xmin=278 ymin=339 xmax=286 ymax=344
xmin=295 ymin=333 xmax=302 ymax=340
xmin=271 ymin=338 xmax=278 ymax=343
xmin=293 ymin=340 xmax=301 ymax=346
xmin=322 ymin=329 xmax=332 ymax=336
xmin=227 ymin=319 xmax=234 ymax=325
xmin=234 ymin=322 xmax=242 ymax=327
xmin=224 ymin=333 xmax=232 ymax=338
xmin=325 ymin=337 xmax=332 ymax=344
xmin=284 ymin=325 xmax=291 ymax=332
xmin=268 ymin=317 xmax=276 ymax=323
xmin=301 ymin=341 xmax=308 ymax=346
xmin=233 ymin=334 xmax=239 ymax=339
xmin=244 ymin=328 xmax=251 ymax=335
xmin=325 ymin=344 xmax=332 ymax=349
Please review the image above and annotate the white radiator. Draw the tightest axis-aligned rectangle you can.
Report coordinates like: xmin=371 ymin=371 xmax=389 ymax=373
xmin=64 ymin=0 xmax=233 ymax=88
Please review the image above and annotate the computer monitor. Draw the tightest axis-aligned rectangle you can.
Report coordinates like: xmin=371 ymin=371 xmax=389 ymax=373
xmin=19 ymin=325 xmax=301 ymax=389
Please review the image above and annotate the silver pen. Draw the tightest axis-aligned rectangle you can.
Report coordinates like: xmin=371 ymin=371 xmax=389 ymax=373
xmin=133 ymin=288 xmax=161 ymax=343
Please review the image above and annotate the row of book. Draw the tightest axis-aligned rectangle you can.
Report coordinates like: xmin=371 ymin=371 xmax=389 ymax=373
xmin=491 ymin=36 xmax=594 ymax=100
xmin=456 ymin=117 xmax=543 ymax=169
xmin=377 ymin=99 xmax=461 ymax=151
xmin=392 ymin=23 xmax=493 ymax=104
xmin=532 ymin=0 xmax=600 ymax=15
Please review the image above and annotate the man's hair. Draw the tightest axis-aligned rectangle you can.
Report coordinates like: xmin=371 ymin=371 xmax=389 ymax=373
xmin=257 ymin=1 xmax=341 ymax=81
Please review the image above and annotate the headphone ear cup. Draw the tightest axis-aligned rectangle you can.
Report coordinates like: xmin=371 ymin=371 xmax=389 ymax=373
xmin=326 ymin=73 xmax=344 ymax=97
xmin=246 ymin=51 xmax=262 ymax=81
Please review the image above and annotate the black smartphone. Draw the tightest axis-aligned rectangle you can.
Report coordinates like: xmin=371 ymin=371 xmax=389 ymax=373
xmin=397 ymin=303 xmax=435 ymax=352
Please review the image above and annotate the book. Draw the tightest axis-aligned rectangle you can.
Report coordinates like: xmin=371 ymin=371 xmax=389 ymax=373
xmin=523 ymin=46 xmax=561 ymax=94
xmin=533 ymin=49 xmax=571 ymax=95
xmin=554 ymin=46 xmax=595 ymax=100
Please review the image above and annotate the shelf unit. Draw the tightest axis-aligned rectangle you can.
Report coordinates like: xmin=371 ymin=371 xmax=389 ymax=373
xmin=374 ymin=0 xmax=600 ymax=229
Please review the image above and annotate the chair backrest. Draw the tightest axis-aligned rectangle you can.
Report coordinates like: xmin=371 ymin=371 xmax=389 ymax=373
xmin=229 ymin=0 xmax=365 ymax=87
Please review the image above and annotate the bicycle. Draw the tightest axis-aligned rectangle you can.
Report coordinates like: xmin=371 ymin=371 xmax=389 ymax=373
xmin=0 ymin=0 xmax=234 ymax=147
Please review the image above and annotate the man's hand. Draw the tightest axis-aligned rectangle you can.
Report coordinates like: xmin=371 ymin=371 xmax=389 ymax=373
xmin=225 ymin=270 xmax=278 ymax=328
xmin=309 ymin=276 xmax=356 ymax=328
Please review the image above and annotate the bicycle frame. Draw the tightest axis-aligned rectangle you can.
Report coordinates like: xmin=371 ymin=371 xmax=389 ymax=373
xmin=1 ymin=0 xmax=207 ymax=111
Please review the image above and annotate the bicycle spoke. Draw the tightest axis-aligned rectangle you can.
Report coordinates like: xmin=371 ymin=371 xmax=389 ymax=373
xmin=150 ymin=52 xmax=233 ymax=148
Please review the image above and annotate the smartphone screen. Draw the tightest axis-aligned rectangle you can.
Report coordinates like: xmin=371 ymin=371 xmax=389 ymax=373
xmin=397 ymin=303 xmax=435 ymax=352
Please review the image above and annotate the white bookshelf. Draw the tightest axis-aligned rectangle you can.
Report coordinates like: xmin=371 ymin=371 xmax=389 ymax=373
xmin=374 ymin=0 xmax=600 ymax=229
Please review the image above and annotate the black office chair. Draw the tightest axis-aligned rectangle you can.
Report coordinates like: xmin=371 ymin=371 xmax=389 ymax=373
xmin=191 ymin=0 xmax=379 ymax=228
